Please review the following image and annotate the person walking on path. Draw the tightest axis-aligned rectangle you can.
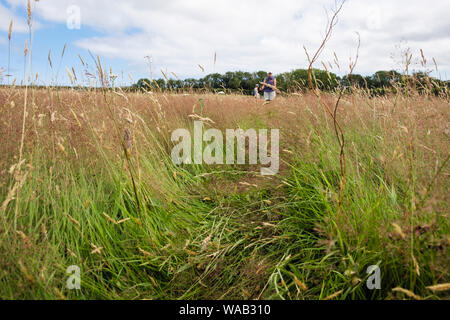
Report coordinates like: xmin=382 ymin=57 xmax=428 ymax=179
xmin=253 ymin=85 xmax=260 ymax=99
xmin=261 ymin=72 xmax=277 ymax=101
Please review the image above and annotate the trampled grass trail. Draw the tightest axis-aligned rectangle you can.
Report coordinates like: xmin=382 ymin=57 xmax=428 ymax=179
xmin=0 ymin=88 xmax=448 ymax=300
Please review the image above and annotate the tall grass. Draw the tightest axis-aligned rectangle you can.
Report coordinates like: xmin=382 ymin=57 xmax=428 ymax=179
xmin=0 ymin=83 xmax=448 ymax=299
xmin=0 ymin=0 xmax=448 ymax=300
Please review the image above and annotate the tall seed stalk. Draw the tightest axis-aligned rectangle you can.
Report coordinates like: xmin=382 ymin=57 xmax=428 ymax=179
xmin=305 ymin=0 xmax=347 ymax=215
xmin=8 ymin=20 xmax=13 ymax=85
xmin=14 ymin=0 xmax=35 ymax=229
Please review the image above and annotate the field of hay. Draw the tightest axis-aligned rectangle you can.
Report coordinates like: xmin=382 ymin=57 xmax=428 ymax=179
xmin=0 ymin=87 xmax=448 ymax=300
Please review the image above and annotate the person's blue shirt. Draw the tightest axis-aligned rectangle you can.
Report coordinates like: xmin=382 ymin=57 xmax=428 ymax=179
xmin=264 ymin=76 xmax=275 ymax=92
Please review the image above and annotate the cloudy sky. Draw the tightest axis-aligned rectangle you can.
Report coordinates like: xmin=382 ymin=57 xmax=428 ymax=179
xmin=1 ymin=0 xmax=449 ymax=85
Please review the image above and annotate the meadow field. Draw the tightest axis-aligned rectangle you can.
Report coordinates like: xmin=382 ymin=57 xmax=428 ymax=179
xmin=0 ymin=85 xmax=448 ymax=300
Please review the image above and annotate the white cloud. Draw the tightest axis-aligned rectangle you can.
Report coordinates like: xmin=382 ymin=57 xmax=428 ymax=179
xmin=0 ymin=2 xmax=28 ymax=33
xmin=4 ymin=0 xmax=450 ymax=78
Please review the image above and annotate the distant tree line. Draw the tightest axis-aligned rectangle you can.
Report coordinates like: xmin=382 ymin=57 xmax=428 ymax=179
xmin=131 ymin=69 xmax=449 ymax=96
